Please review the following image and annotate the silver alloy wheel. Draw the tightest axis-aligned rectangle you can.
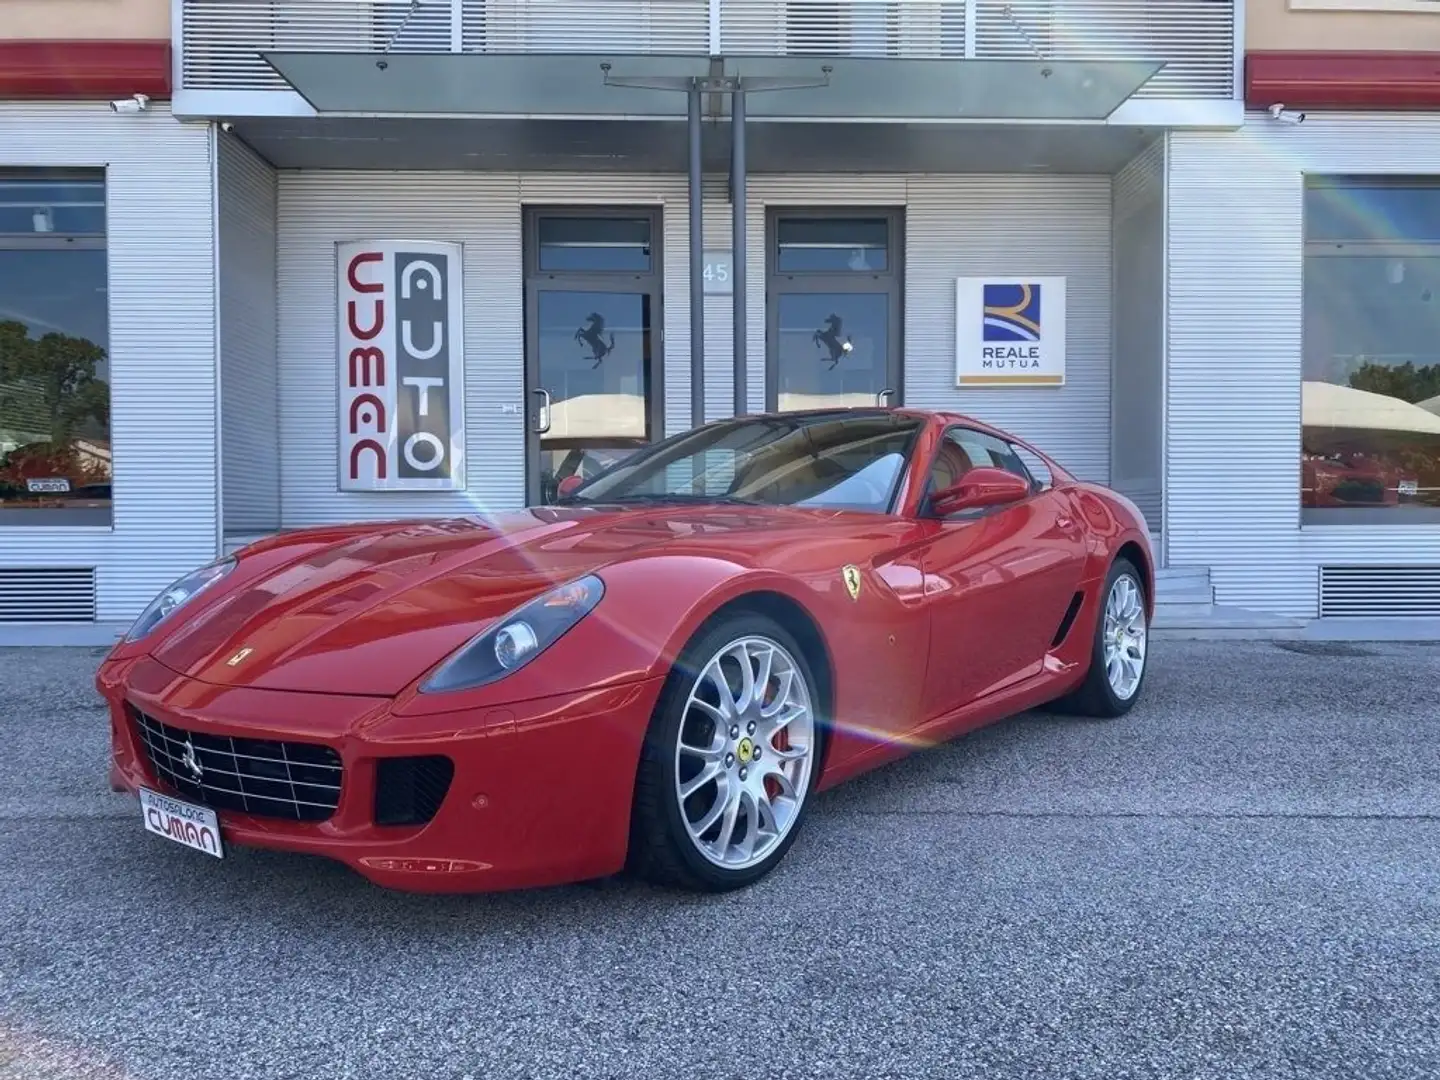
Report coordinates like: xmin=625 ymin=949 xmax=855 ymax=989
xmin=673 ymin=635 xmax=816 ymax=871
xmin=1103 ymin=571 xmax=1148 ymax=700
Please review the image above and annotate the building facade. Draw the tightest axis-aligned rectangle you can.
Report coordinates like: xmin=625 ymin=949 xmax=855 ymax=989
xmin=1 ymin=0 xmax=1437 ymax=636
xmin=0 ymin=2 xmax=213 ymax=628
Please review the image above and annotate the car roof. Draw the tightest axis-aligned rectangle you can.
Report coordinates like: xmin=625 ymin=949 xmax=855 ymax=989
xmin=744 ymin=405 xmax=1007 ymax=435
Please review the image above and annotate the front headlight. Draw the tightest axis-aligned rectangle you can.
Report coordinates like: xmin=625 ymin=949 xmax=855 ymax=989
xmin=420 ymin=574 xmax=605 ymax=694
xmin=125 ymin=556 xmax=236 ymax=642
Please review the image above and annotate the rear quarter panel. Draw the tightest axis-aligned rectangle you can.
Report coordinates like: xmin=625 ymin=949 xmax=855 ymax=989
xmin=1063 ymin=482 xmax=1156 ymax=617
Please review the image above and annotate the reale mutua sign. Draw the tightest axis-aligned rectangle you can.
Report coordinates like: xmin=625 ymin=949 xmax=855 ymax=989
xmin=337 ymin=240 xmax=466 ymax=491
xmin=955 ymin=277 xmax=1067 ymax=387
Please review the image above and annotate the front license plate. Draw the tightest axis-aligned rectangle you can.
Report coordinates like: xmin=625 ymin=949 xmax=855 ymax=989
xmin=1398 ymin=479 xmax=1419 ymax=496
xmin=139 ymin=787 xmax=225 ymax=859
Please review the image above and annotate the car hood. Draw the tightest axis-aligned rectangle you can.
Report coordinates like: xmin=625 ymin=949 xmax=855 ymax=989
xmin=149 ymin=503 xmax=821 ymax=696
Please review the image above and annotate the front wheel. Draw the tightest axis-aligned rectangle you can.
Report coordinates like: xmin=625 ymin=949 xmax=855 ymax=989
xmin=1049 ymin=556 xmax=1150 ymax=718
xmin=627 ymin=613 xmax=823 ymax=892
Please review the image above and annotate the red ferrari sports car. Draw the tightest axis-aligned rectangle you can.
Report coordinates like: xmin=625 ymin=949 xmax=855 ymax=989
xmin=97 ymin=408 xmax=1154 ymax=894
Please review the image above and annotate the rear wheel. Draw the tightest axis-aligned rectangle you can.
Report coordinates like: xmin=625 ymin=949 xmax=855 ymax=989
xmin=627 ymin=613 xmax=823 ymax=892
xmin=1049 ymin=556 xmax=1149 ymax=718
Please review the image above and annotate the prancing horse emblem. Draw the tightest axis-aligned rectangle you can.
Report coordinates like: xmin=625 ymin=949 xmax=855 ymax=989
xmin=179 ymin=739 xmax=204 ymax=782
xmin=574 ymin=313 xmax=616 ymax=369
xmin=813 ymin=314 xmax=854 ymax=370
xmin=842 ymin=564 xmax=862 ymax=601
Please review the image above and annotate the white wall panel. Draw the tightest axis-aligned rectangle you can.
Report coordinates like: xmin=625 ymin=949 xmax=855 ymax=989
xmin=216 ymin=131 xmax=279 ymax=533
xmin=0 ymin=103 xmax=217 ymax=624
xmin=905 ymin=174 xmax=1113 ymax=483
xmin=703 ymin=173 xmax=1113 ymax=486
xmin=1111 ymin=138 xmax=1165 ymax=533
xmin=275 ymin=171 xmax=692 ymax=521
xmin=275 ymin=169 xmax=1113 ymax=542
xmin=1166 ymin=113 xmax=1440 ymax=618
xmin=278 ymin=171 xmax=524 ymax=522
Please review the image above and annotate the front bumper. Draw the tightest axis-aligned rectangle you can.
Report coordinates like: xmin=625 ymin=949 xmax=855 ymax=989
xmin=98 ymin=655 xmax=667 ymax=893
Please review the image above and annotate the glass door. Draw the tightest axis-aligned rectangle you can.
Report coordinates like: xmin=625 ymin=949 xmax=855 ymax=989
xmin=772 ymin=288 xmax=892 ymax=411
xmin=524 ymin=210 xmax=664 ymax=505
xmin=766 ymin=211 xmax=903 ymax=413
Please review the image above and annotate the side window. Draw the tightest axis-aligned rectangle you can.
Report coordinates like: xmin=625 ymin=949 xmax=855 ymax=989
xmin=927 ymin=426 xmax=1036 ymax=497
xmin=947 ymin=429 xmax=1033 ymax=483
xmin=1008 ymin=444 xmax=1053 ymax=491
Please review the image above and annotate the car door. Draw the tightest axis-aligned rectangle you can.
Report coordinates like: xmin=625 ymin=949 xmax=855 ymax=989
xmin=914 ymin=426 xmax=1088 ymax=721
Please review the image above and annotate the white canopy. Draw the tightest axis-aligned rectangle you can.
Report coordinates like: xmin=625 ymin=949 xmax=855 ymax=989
xmin=544 ymin=392 xmax=646 ymax=439
xmin=1302 ymin=380 xmax=1440 ymax=435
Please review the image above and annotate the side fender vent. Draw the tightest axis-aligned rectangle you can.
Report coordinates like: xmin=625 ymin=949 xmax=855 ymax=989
xmin=0 ymin=567 xmax=97 ymax=623
xmin=1051 ymin=591 xmax=1085 ymax=649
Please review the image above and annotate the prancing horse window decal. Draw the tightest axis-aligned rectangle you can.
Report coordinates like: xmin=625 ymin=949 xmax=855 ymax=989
xmin=575 ymin=312 xmax=616 ymax=369
xmin=813 ymin=314 xmax=854 ymax=369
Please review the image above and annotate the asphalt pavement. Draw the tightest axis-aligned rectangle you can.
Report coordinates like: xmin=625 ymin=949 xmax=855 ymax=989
xmin=1 ymin=640 xmax=1438 ymax=1080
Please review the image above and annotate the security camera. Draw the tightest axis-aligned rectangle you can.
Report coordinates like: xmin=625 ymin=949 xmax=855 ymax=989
xmin=109 ymin=93 xmax=150 ymax=114
xmin=220 ymin=121 xmax=235 ymax=133
xmin=1267 ymin=103 xmax=1305 ymax=124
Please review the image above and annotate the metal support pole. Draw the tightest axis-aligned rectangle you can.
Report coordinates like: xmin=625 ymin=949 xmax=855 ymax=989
xmin=687 ymin=82 xmax=705 ymax=428
xmin=598 ymin=62 xmax=830 ymax=423
xmin=730 ymin=86 xmax=747 ymax=417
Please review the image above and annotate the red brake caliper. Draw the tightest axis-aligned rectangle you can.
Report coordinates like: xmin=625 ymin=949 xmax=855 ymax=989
xmin=764 ymin=677 xmax=787 ymax=802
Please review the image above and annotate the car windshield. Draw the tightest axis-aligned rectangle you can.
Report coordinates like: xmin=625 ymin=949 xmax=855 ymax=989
xmin=559 ymin=411 xmax=922 ymax=514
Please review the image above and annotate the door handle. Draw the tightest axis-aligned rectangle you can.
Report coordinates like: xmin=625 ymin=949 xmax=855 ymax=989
xmin=532 ymin=388 xmax=552 ymax=435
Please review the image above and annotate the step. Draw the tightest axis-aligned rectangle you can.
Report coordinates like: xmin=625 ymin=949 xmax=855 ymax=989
xmin=1151 ymin=602 xmax=1306 ymax=639
xmin=1153 ymin=565 xmax=1213 ymax=606
xmin=1155 ymin=566 xmax=1211 ymax=587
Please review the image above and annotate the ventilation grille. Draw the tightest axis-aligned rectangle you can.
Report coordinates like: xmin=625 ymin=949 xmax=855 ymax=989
xmin=0 ymin=568 xmax=98 ymax=623
xmin=1319 ymin=566 xmax=1440 ymax=619
xmin=179 ymin=0 xmax=1236 ymax=100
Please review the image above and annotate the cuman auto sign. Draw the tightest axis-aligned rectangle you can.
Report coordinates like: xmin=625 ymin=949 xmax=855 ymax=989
xmin=337 ymin=240 xmax=466 ymax=491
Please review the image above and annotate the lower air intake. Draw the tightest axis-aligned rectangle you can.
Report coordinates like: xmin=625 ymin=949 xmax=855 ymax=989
xmin=374 ymin=755 xmax=455 ymax=826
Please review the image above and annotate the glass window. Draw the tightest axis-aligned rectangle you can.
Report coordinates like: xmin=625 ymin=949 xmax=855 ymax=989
xmin=533 ymin=288 xmax=653 ymax=503
xmin=0 ymin=171 xmax=111 ymax=527
xmin=1306 ymin=179 xmax=1440 ymax=244
xmin=1010 ymin=444 xmax=1053 ymax=490
xmin=775 ymin=292 xmax=891 ymax=410
xmin=776 ymin=216 xmax=890 ymax=273
xmin=536 ymin=216 xmax=652 ymax=273
xmin=0 ymin=173 xmax=105 ymax=236
xmin=933 ymin=429 xmax=1036 ymax=483
xmin=1303 ymin=177 xmax=1440 ymax=524
xmin=561 ymin=411 xmax=922 ymax=514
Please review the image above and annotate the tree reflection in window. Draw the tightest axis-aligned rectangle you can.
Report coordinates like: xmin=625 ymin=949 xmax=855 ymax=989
xmin=0 ymin=171 xmax=111 ymax=525
xmin=1303 ymin=177 xmax=1440 ymax=524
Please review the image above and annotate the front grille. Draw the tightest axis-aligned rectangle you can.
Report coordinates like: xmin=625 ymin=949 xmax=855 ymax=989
xmin=374 ymin=756 xmax=455 ymax=826
xmin=130 ymin=707 xmax=343 ymax=822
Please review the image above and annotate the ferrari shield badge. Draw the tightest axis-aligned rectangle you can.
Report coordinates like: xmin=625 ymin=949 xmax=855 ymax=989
xmin=842 ymin=564 xmax=862 ymax=601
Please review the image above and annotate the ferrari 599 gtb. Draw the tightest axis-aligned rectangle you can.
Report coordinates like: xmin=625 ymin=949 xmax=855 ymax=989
xmin=97 ymin=408 xmax=1154 ymax=894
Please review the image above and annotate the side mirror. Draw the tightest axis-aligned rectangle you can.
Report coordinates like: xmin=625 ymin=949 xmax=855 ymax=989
xmin=556 ymin=474 xmax=585 ymax=498
xmin=929 ymin=466 xmax=1030 ymax=516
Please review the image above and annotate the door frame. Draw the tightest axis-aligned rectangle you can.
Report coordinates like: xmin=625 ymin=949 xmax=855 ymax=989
xmin=763 ymin=205 xmax=906 ymax=413
xmin=522 ymin=204 xmax=666 ymax=505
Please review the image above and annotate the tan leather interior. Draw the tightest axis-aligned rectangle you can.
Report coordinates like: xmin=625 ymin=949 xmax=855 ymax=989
xmin=929 ymin=440 xmax=974 ymax=491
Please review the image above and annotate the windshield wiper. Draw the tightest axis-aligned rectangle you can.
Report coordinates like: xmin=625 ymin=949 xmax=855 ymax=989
xmin=592 ymin=493 xmax=762 ymax=506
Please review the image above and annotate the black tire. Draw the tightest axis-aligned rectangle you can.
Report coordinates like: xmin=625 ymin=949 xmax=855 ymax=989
xmin=1048 ymin=556 xmax=1150 ymax=719
xmin=626 ymin=611 xmax=825 ymax=893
